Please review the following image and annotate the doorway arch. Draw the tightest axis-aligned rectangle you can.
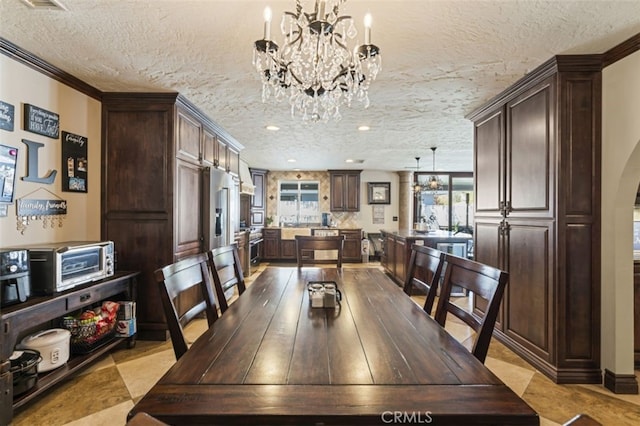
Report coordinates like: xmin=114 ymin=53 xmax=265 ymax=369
xmin=601 ymin=49 xmax=640 ymax=391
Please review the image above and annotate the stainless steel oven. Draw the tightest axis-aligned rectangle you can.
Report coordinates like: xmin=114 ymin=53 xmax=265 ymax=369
xmin=249 ymin=233 xmax=262 ymax=274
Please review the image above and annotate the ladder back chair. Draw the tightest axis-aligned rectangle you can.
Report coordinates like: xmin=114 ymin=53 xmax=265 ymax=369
xmin=433 ymin=254 xmax=509 ymax=364
xmin=207 ymin=244 xmax=246 ymax=314
xmin=403 ymin=244 xmax=446 ymax=315
xmin=155 ymin=253 xmax=219 ymax=360
xmin=295 ymin=235 xmax=345 ymax=268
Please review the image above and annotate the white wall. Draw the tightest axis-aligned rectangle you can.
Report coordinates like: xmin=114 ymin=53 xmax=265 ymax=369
xmin=359 ymin=170 xmax=400 ymax=234
xmin=0 ymin=54 xmax=102 ymax=248
xmin=601 ymin=49 xmax=640 ymax=376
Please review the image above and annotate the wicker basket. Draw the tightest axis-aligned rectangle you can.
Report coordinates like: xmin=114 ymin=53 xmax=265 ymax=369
xmin=61 ymin=313 xmax=118 ymax=354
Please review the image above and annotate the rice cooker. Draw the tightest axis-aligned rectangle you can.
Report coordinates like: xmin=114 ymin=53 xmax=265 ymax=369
xmin=19 ymin=329 xmax=71 ymax=372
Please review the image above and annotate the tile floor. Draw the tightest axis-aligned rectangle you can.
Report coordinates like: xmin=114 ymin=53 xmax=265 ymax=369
xmin=10 ymin=262 xmax=640 ymax=426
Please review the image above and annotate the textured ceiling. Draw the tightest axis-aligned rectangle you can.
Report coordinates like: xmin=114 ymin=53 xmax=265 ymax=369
xmin=1 ymin=0 xmax=640 ymax=171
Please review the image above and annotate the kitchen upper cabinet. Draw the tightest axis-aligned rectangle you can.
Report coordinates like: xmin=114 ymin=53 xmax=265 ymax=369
xmin=469 ymin=55 xmax=601 ymax=385
xmin=216 ymin=137 xmax=227 ymax=172
xmin=176 ymin=110 xmax=202 ymax=164
xmin=329 ymin=170 xmax=362 ymax=212
xmin=228 ymin=144 xmax=240 ymax=177
xmin=250 ymin=168 xmax=268 ymax=227
xmin=202 ymin=129 xmax=216 ymax=166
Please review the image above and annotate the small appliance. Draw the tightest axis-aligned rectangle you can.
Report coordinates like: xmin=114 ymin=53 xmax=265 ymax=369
xmin=321 ymin=212 xmax=331 ymax=227
xmin=0 ymin=249 xmax=31 ymax=308
xmin=19 ymin=241 xmax=114 ymax=295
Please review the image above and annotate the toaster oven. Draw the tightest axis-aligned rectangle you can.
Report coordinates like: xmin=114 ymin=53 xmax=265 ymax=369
xmin=21 ymin=241 xmax=115 ymax=294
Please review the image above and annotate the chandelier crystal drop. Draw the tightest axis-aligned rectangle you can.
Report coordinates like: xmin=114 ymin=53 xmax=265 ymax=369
xmin=252 ymin=0 xmax=382 ymax=123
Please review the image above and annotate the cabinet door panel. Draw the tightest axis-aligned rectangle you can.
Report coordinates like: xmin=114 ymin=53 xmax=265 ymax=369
xmin=177 ymin=111 xmax=201 ymax=164
xmin=281 ymin=240 xmax=296 ymax=259
xmin=104 ymin=110 xmax=169 ymax=213
xmin=175 ymin=160 xmax=202 ymax=255
xmin=474 ymin=109 xmax=504 ymax=215
xmin=506 ymin=80 xmax=555 ymax=217
xmin=252 ymin=171 xmax=266 ymax=209
xmin=473 ymin=220 xmax=504 ymax=329
xmin=504 ymin=220 xmax=553 ymax=361
xmin=203 ymin=130 xmax=216 ymax=166
xmin=330 ymin=174 xmax=346 ymax=211
xmin=345 ymin=173 xmax=360 ymax=211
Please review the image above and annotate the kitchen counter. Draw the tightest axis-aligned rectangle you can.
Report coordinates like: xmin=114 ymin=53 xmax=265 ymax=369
xmin=380 ymin=229 xmax=473 ymax=285
xmin=380 ymin=229 xmax=472 ymax=241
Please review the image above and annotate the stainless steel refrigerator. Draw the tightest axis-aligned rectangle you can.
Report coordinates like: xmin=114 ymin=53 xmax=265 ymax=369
xmin=204 ymin=167 xmax=239 ymax=250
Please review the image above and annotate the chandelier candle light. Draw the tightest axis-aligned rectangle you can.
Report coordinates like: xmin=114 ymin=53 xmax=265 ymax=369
xmin=253 ymin=0 xmax=382 ymax=122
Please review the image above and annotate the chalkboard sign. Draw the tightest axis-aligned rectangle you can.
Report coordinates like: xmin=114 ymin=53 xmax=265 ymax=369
xmin=61 ymin=131 xmax=88 ymax=192
xmin=23 ymin=103 xmax=59 ymax=139
xmin=17 ymin=198 xmax=67 ymax=216
xmin=0 ymin=100 xmax=15 ymax=132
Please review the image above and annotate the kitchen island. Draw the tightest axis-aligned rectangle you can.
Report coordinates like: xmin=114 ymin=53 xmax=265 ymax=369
xmin=380 ymin=229 xmax=472 ymax=285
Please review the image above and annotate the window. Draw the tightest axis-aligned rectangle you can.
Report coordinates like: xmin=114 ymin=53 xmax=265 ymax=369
xmin=278 ymin=181 xmax=320 ymax=226
xmin=414 ymin=172 xmax=474 ymax=234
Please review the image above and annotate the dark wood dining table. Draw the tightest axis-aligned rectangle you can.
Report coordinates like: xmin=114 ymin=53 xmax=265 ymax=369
xmin=129 ymin=267 xmax=538 ymax=425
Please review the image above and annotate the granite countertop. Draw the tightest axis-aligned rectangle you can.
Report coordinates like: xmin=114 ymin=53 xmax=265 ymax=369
xmin=380 ymin=229 xmax=472 ymax=240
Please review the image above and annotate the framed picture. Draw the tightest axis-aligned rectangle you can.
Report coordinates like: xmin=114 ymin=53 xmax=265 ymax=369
xmin=0 ymin=144 xmax=18 ymax=203
xmin=368 ymin=182 xmax=390 ymax=204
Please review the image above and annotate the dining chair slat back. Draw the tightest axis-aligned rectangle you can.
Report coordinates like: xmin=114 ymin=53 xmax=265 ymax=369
xmin=155 ymin=253 xmax=219 ymax=360
xmin=207 ymin=244 xmax=246 ymax=314
xmin=295 ymin=235 xmax=345 ymax=268
xmin=403 ymin=244 xmax=445 ymax=315
xmin=434 ymin=253 xmax=509 ymax=363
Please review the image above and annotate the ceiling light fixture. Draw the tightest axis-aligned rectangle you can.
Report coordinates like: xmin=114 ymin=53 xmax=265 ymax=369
xmin=253 ymin=0 xmax=382 ymax=123
xmin=414 ymin=147 xmax=443 ymax=194
xmin=358 ymin=125 xmax=370 ymax=131
xmin=266 ymin=125 xmax=280 ymax=131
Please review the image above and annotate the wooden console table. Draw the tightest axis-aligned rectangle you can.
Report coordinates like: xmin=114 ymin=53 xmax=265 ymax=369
xmin=0 ymin=271 xmax=139 ymax=426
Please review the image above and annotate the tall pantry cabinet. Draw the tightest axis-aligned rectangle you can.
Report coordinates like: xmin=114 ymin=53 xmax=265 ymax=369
xmin=101 ymin=93 xmax=242 ymax=341
xmin=468 ymin=56 xmax=601 ymax=384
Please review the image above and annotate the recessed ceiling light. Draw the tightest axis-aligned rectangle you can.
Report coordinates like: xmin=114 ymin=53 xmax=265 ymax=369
xmin=345 ymin=159 xmax=354 ymax=163
xmin=287 ymin=158 xmax=296 ymax=163
xmin=266 ymin=125 xmax=280 ymax=131
xmin=358 ymin=125 xmax=370 ymax=131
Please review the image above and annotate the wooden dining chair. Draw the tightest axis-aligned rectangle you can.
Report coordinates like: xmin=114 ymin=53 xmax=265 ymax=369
xmin=403 ymin=244 xmax=445 ymax=315
xmin=155 ymin=253 xmax=219 ymax=360
xmin=433 ymin=254 xmax=509 ymax=364
xmin=207 ymin=244 xmax=246 ymax=314
xmin=295 ymin=235 xmax=345 ymax=268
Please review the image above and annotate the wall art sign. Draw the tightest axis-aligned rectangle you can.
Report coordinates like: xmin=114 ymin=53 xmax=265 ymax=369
xmin=0 ymin=101 xmax=15 ymax=132
xmin=0 ymin=144 xmax=18 ymax=203
xmin=61 ymin=131 xmax=88 ymax=192
xmin=16 ymin=187 xmax=67 ymax=234
xmin=21 ymin=139 xmax=57 ymax=184
xmin=23 ymin=103 xmax=59 ymax=139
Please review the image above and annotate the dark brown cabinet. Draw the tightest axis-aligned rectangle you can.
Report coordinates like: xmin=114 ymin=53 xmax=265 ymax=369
xmin=329 ymin=170 xmax=361 ymax=212
xmin=102 ymin=92 xmax=242 ymax=341
xmin=340 ymin=229 xmax=362 ymax=262
xmin=250 ymin=168 xmax=268 ymax=227
xmin=263 ymin=228 xmax=281 ymax=260
xmin=280 ymin=240 xmax=297 ymax=259
xmin=469 ymin=56 xmax=601 ymax=384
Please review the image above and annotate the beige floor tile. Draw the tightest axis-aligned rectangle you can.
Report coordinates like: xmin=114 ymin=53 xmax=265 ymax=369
xmin=12 ymin=366 xmax=130 ymax=426
xmin=116 ymin=348 xmax=176 ymax=399
xmin=485 ymin=356 xmax=535 ymax=397
xmin=62 ymin=400 xmax=134 ymax=426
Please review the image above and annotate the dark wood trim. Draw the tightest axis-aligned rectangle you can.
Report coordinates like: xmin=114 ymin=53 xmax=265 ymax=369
xmin=603 ymin=369 xmax=639 ymax=394
xmin=603 ymin=33 xmax=640 ymax=68
xmin=467 ymin=55 xmax=601 ymax=121
xmin=176 ymin=94 xmax=244 ymax=153
xmin=0 ymin=36 xmax=102 ymax=101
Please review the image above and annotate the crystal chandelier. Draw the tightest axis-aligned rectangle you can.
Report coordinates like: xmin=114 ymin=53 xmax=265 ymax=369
xmin=252 ymin=0 xmax=382 ymax=122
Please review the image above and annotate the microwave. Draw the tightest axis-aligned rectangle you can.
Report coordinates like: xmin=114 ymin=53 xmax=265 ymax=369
xmin=21 ymin=241 xmax=115 ymax=294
